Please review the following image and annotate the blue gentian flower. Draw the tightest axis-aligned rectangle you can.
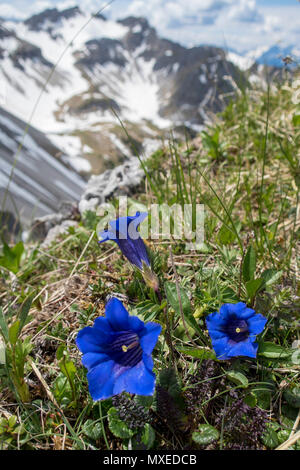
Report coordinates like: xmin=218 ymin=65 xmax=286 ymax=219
xmin=98 ymin=211 xmax=150 ymax=270
xmin=206 ymin=302 xmax=267 ymax=360
xmin=76 ymin=297 xmax=162 ymax=400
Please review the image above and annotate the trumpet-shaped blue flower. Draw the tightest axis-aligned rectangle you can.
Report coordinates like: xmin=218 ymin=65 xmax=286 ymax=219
xmin=98 ymin=211 xmax=150 ymax=270
xmin=76 ymin=297 xmax=161 ymax=400
xmin=206 ymin=302 xmax=267 ymax=360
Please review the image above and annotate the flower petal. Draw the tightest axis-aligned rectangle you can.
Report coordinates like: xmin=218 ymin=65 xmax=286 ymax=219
xmin=129 ymin=236 xmax=150 ymax=266
xmin=76 ymin=326 xmax=112 ymax=354
xmin=113 ymin=359 xmax=156 ymax=396
xmin=206 ymin=311 xmax=226 ymax=332
xmin=229 ymin=302 xmax=256 ymax=319
xmin=207 ymin=328 xmax=227 ymax=340
xmin=211 ymin=337 xmax=232 ymax=360
xmin=109 ymin=212 xmax=148 ymax=238
xmin=98 ymin=213 xmax=150 ymax=269
xmin=129 ymin=212 xmax=148 ymax=231
xmin=98 ymin=230 xmax=118 ymax=242
xmin=86 ymin=360 xmax=116 ymax=400
xmin=105 ymin=297 xmax=130 ymax=331
xmin=127 ymin=212 xmax=148 ymax=241
xmin=139 ymin=322 xmax=162 ymax=355
xmin=227 ymin=338 xmax=258 ymax=358
xmin=219 ymin=303 xmax=232 ymax=318
xmin=81 ymin=352 xmax=110 ymax=371
xmin=116 ymin=237 xmax=145 ymax=269
xmin=247 ymin=314 xmax=267 ymax=335
xmin=93 ymin=316 xmax=114 ymax=333
xmin=128 ymin=315 xmax=145 ymax=333
xmin=142 ymin=353 xmax=154 ymax=372
xmin=107 ymin=215 xmax=133 ymax=239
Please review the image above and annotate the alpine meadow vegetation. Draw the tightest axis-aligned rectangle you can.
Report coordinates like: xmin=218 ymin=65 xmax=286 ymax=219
xmin=0 ymin=75 xmax=299 ymax=451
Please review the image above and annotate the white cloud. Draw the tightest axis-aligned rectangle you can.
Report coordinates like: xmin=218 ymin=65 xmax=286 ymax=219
xmin=228 ymin=0 xmax=263 ymax=23
xmin=262 ymin=15 xmax=281 ymax=33
xmin=0 ymin=3 xmax=27 ymax=19
xmin=1 ymin=0 xmax=299 ymax=54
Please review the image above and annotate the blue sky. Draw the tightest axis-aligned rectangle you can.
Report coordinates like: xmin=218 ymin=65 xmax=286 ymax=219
xmin=257 ymin=0 xmax=297 ymax=5
xmin=0 ymin=0 xmax=299 ymax=52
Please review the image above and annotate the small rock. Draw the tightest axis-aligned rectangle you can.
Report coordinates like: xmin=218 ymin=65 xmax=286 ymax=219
xmin=29 ymin=202 xmax=79 ymax=241
xmin=41 ymin=220 xmax=78 ymax=248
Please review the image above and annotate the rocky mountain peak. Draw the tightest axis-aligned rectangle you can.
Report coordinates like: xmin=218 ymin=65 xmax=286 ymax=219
xmin=118 ymin=16 xmax=151 ymax=32
xmin=24 ymin=6 xmax=82 ymax=32
xmin=118 ymin=16 xmax=156 ymax=52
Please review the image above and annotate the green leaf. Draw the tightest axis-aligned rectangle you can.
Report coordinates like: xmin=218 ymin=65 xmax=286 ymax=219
xmin=156 ymin=367 xmax=186 ymax=418
xmin=292 ymin=113 xmax=300 ymax=127
xmin=262 ymin=424 xmax=279 ymax=449
xmin=242 ymin=245 xmax=256 ymax=282
xmin=244 ymin=393 xmax=257 ymax=407
xmin=258 ymin=342 xmax=291 ymax=359
xmin=12 ymin=242 xmax=24 ymax=263
xmin=0 ymin=308 xmax=9 ymax=342
xmin=135 ymin=300 xmax=164 ymax=322
xmin=176 ymin=346 xmax=216 ymax=360
xmin=81 ymin=419 xmax=103 ymax=441
xmin=277 ymin=429 xmax=290 ymax=445
xmin=217 ymin=225 xmax=236 ymax=245
xmin=192 ymin=424 xmax=219 ymax=446
xmin=134 ymin=395 xmax=153 ymax=408
xmin=132 ymin=423 xmax=156 ymax=450
xmin=260 ymin=269 xmax=283 ymax=288
xmin=226 ymin=370 xmax=249 ymax=388
xmin=245 ymin=278 xmax=264 ymax=301
xmin=0 ymin=336 xmax=5 ymax=364
xmin=141 ymin=423 xmax=155 ymax=449
xmin=22 ymin=336 xmax=33 ymax=356
xmin=291 ymin=349 xmax=300 ymax=365
xmin=0 ymin=241 xmax=24 ymax=274
xmin=18 ymin=296 xmax=33 ymax=335
xmin=158 ymin=368 xmax=182 ymax=401
xmin=8 ymin=321 xmax=20 ymax=346
xmin=8 ymin=415 xmax=17 ymax=429
xmin=165 ymin=282 xmax=201 ymax=334
xmin=56 ymin=344 xmax=66 ymax=361
xmin=59 ymin=359 xmax=76 ymax=384
xmin=252 ymin=389 xmax=272 ymax=410
xmin=107 ymin=407 xmax=136 ymax=439
xmin=284 ymin=388 xmax=300 ymax=408
xmin=221 ymin=286 xmax=240 ymax=303
xmin=53 ymin=374 xmax=72 ymax=405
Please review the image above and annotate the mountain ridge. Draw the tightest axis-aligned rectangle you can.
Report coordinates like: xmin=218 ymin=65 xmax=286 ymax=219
xmin=0 ymin=7 xmax=245 ymax=175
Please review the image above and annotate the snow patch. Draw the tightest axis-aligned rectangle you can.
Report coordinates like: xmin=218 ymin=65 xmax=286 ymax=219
xmin=132 ymin=24 xmax=142 ymax=34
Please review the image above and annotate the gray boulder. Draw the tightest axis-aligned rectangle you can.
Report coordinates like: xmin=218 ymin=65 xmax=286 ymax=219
xmin=79 ymin=157 xmax=145 ymax=215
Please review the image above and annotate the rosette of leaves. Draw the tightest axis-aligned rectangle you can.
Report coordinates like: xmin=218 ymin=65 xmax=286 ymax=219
xmin=0 ymin=415 xmax=25 ymax=449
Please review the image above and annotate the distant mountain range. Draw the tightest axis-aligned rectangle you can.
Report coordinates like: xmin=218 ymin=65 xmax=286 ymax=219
xmin=0 ymin=6 xmax=298 ymax=226
xmin=0 ymin=5 xmax=248 ymax=176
